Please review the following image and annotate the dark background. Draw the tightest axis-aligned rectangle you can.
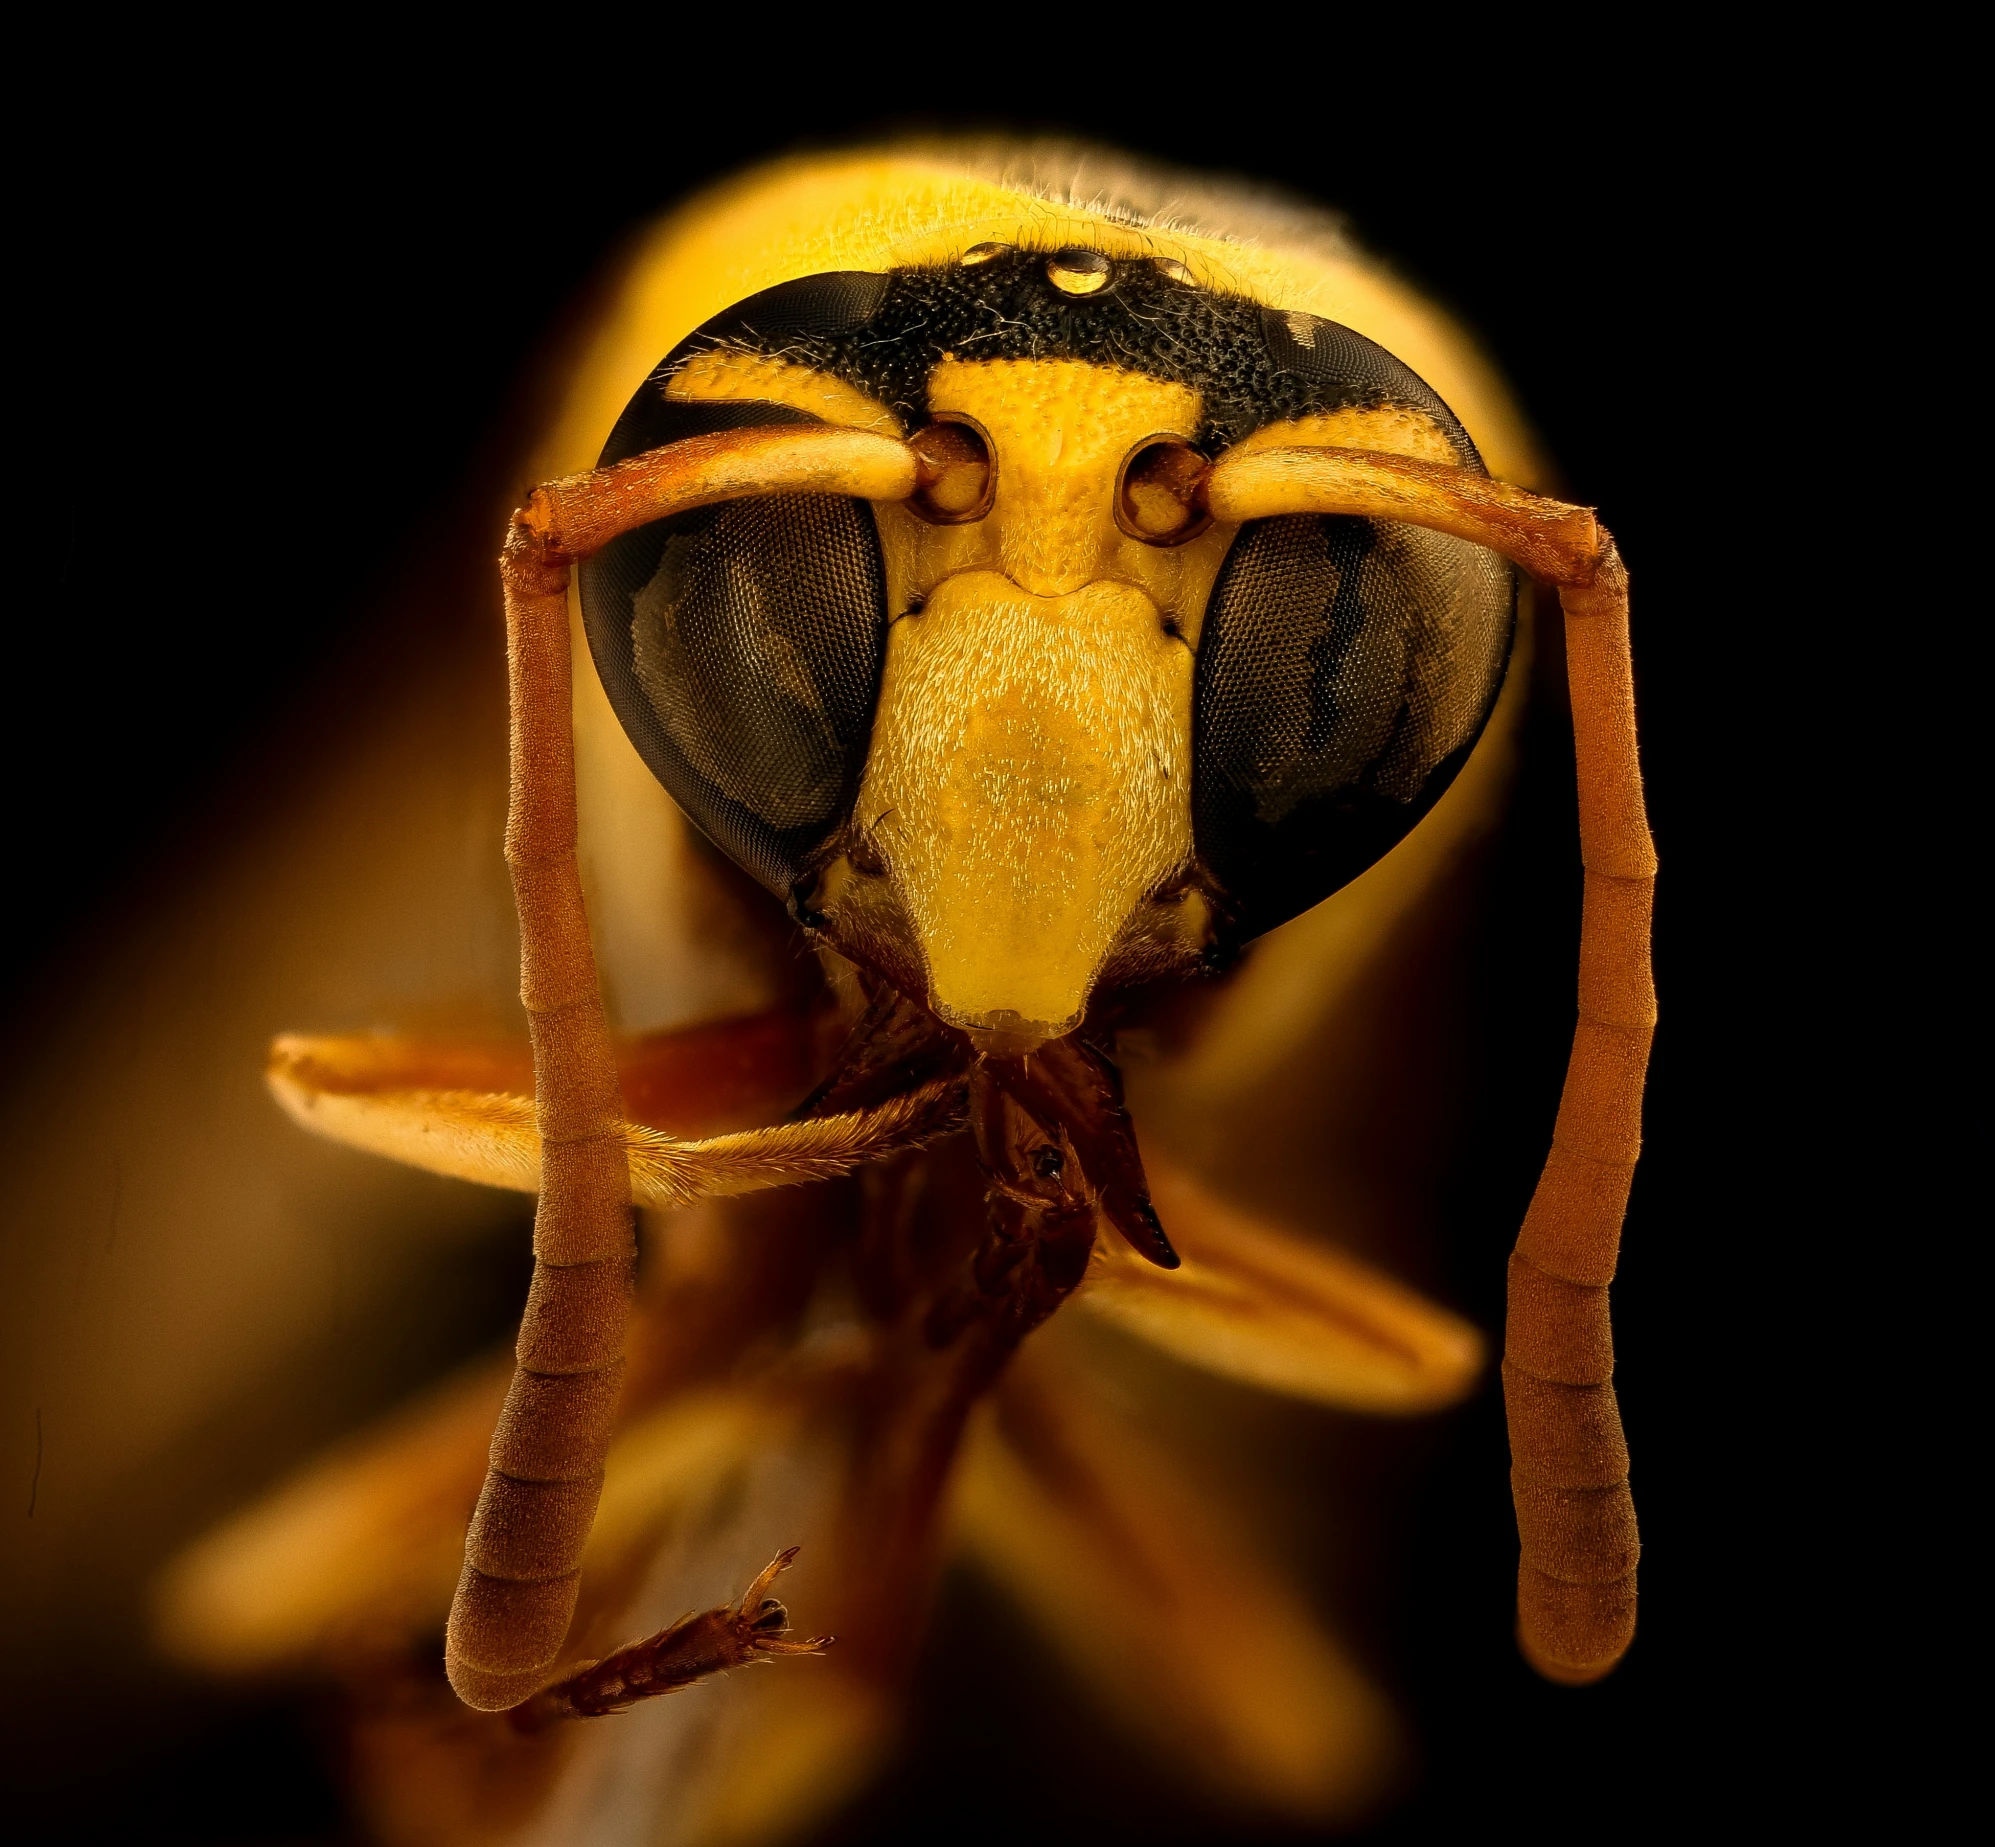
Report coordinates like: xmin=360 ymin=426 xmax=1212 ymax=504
xmin=12 ymin=38 xmax=1907 ymax=1843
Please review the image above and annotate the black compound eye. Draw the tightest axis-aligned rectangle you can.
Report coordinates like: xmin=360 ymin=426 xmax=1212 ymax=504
xmin=1193 ymin=513 xmax=1514 ymax=937
xmin=1186 ymin=308 xmax=1516 ymax=939
xmin=577 ymin=273 xmax=893 ymax=896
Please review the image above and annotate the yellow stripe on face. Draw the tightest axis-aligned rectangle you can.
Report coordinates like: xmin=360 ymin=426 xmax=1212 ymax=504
xmin=1227 ymin=405 xmax=1462 ymax=467
xmin=666 ymin=350 xmax=904 ymax=436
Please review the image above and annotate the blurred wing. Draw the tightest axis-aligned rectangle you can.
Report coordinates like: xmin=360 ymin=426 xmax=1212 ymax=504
xmin=953 ymin=1339 xmax=1403 ymax=1824
xmin=153 ymin=1358 xmax=773 ymax=1678
xmin=1076 ymin=1156 xmax=1484 ymax=1413
xmin=157 ymin=1337 xmax=927 ymax=1847
xmin=155 ymin=1353 xmax=510 ymax=1673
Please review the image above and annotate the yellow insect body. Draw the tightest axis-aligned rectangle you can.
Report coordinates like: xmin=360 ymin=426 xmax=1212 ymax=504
xmin=144 ymin=143 xmax=1650 ymax=1845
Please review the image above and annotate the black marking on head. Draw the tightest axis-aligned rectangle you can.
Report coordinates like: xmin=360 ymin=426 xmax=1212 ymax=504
xmin=656 ymin=252 xmax=1479 ymax=459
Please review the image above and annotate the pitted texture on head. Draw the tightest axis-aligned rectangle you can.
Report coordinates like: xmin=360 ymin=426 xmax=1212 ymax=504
xmin=671 ymin=250 xmax=1479 ymax=458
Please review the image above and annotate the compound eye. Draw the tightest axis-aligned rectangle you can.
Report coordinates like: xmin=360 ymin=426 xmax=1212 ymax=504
xmin=1116 ymin=438 xmax=1211 ymax=546
xmin=1193 ymin=514 xmax=1514 ymax=937
xmin=908 ymin=414 xmax=995 ymax=525
xmin=576 ymin=276 xmax=898 ymax=900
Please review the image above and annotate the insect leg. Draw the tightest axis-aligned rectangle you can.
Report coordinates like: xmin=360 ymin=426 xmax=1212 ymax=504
xmin=508 ymin=1548 xmax=831 ymax=1730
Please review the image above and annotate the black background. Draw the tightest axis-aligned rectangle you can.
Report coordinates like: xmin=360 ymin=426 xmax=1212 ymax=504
xmin=11 ymin=34 xmax=1913 ymax=1843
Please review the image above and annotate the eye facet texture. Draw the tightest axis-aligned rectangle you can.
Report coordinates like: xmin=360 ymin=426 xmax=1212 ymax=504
xmin=578 ymin=278 xmax=894 ymax=896
xmin=1194 ymin=516 xmax=1513 ymax=936
xmin=1184 ymin=303 xmax=1515 ymax=939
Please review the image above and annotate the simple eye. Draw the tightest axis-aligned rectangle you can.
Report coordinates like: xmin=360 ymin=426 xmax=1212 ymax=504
xmin=907 ymin=415 xmax=994 ymax=524
xmin=1115 ymin=438 xmax=1210 ymax=546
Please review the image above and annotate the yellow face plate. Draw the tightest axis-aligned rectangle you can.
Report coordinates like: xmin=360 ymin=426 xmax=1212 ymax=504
xmin=859 ymin=568 xmax=1192 ymax=1040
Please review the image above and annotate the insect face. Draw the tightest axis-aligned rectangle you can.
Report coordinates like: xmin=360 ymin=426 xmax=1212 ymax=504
xmin=860 ymin=355 xmax=1214 ymax=1043
xmin=580 ymin=245 xmax=1515 ymax=1050
xmin=182 ymin=152 xmax=1650 ymax=1803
